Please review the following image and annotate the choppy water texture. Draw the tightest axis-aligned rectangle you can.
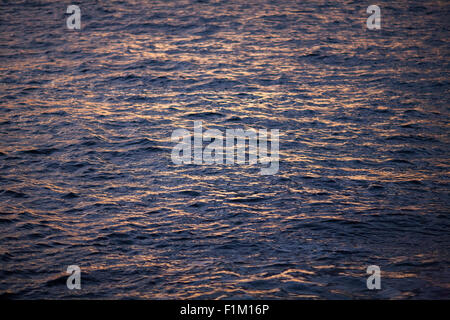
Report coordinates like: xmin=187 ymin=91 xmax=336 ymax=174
xmin=0 ymin=0 xmax=449 ymax=299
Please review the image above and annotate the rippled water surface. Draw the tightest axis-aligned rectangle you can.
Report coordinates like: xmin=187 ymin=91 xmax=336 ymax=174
xmin=0 ymin=0 xmax=449 ymax=299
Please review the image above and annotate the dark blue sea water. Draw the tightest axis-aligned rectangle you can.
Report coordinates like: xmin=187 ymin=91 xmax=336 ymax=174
xmin=0 ymin=0 xmax=449 ymax=299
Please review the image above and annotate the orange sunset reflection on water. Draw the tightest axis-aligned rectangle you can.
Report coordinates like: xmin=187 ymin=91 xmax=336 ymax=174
xmin=0 ymin=0 xmax=449 ymax=299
